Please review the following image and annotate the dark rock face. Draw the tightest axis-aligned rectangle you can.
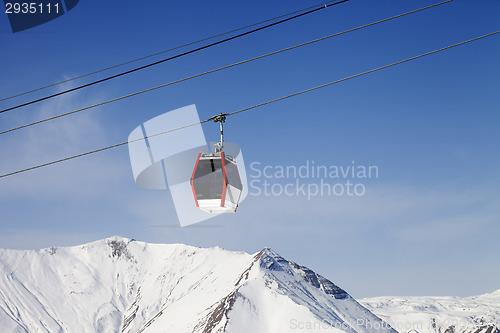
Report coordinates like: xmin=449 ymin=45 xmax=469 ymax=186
xmin=107 ymin=238 xmax=134 ymax=261
xmin=472 ymin=325 xmax=499 ymax=333
xmin=260 ymin=248 xmax=348 ymax=300
xmin=259 ymin=249 xmax=288 ymax=271
xmin=290 ymin=261 xmax=348 ymax=299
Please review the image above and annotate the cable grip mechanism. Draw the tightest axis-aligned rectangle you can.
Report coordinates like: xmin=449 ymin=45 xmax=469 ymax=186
xmin=209 ymin=113 xmax=227 ymax=153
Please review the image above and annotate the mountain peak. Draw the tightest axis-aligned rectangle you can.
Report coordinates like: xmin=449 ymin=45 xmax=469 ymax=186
xmin=258 ymin=247 xmax=289 ymax=270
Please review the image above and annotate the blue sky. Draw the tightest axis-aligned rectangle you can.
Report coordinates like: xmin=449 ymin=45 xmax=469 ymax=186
xmin=0 ymin=0 xmax=499 ymax=298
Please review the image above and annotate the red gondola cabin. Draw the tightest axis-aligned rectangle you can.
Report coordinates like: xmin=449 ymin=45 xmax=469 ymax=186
xmin=190 ymin=151 xmax=242 ymax=213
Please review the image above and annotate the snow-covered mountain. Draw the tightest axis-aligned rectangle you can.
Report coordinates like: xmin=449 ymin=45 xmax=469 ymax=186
xmin=0 ymin=236 xmax=397 ymax=333
xmin=360 ymin=291 xmax=500 ymax=333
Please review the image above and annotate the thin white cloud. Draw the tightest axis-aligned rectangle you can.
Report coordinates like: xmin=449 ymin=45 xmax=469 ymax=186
xmin=0 ymin=81 xmax=129 ymax=198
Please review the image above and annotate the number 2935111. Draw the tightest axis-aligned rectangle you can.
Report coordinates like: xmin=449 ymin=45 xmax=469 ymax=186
xmin=5 ymin=2 xmax=60 ymax=14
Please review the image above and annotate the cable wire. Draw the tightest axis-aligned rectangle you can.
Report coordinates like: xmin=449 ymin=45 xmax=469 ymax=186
xmin=0 ymin=0 xmax=454 ymax=136
xmin=1 ymin=30 xmax=497 ymax=179
xmin=0 ymin=0 xmax=347 ymax=103
xmin=0 ymin=0 xmax=350 ymax=113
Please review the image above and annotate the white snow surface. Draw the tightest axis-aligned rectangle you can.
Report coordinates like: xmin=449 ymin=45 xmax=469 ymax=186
xmin=0 ymin=236 xmax=397 ymax=333
xmin=360 ymin=290 xmax=500 ymax=333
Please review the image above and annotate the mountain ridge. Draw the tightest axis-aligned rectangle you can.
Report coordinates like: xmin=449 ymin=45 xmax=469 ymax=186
xmin=360 ymin=290 xmax=500 ymax=333
xmin=0 ymin=236 xmax=396 ymax=333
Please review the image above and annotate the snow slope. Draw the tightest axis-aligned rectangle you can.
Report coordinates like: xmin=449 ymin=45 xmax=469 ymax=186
xmin=0 ymin=236 xmax=397 ymax=333
xmin=360 ymin=291 xmax=500 ymax=333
